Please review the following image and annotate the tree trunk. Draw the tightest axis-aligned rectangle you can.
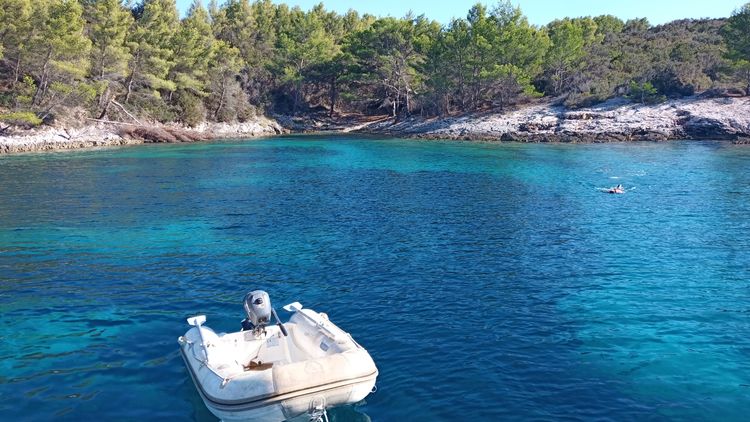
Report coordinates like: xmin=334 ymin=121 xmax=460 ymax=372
xmin=293 ymin=79 xmax=301 ymax=115
xmin=329 ymin=76 xmax=337 ymax=118
xmin=457 ymin=50 xmax=466 ymax=111
xmin=98 ymin=98 xmax=112 ymax=120
xmin=554 ymin=64 xmax=566 ymax=95
xmin=123 ymin=51 xmax=140 ymax=104
xmin=124 ymin=73 xmax=134 ymax=104
xmin=12 ymin=56 xmax=21 ymax=89
xmin=32 ymin=50 xmax=53 ymax=106
xmin=11 ymin=56 xmax=22 ymax=108
xmin=97 ymin=84 xmax=111 ymax=119
xmin=98 ymin=45 xmax=107 ymax=79
xmin=405 ymin=88 xmax=411 ymax=116
xmin=214 ymin=76 xmax=227 ymax=120
xmin=472 ymin=65 xmax=480 ymax=109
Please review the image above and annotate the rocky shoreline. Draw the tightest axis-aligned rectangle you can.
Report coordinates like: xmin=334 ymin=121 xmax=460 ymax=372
xmin=0 ymin=116 xmax=285 ymax=154
xmin=2 ymin=96 xmax=749 ymax=154
xmin=359 ymin=96 xmax=750 ymax=143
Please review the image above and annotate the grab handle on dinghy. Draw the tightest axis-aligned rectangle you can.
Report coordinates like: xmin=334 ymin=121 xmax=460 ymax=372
xmin=283 ymin=302 xmax=303 ymax=312
xmin=187 ymin=315 xmax=206 ymax=326
xmin=186 ymin=315 xmax=210 ymax=363
xmin=282 ymin=302 xmax=340 ymax=341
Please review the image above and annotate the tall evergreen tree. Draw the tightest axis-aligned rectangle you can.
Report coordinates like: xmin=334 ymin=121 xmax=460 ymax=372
xmin=124 ymin=0 xmax=179 ymax=111
xmin=29 ymin=0 xmax=92 ymax=111
xmin=274 ymin=7 xmax=337 ymax=113
xmin=544 ymin=18 xmax=600 ymax=95
xmin=170 ymin=0 xmax=214 ymax=124
xmin=83 ymin=0 xmax=134 ymax=118
xmin=347 ymin=15 xmax=437 ymax=117
xmin=212 ymin=0 xmax=277 ymax=107
xmin=0 ymin=0 xmax=34 ymax=104
xmin=485 ymin=2 xmax=549 ymax=108
xmin=464 ymin=3 xmax=494 ymax=109
xmin=205 ymin=40 xmax=247 ymax=121
xmin=723 ymin=3 xmax=750 ymax=94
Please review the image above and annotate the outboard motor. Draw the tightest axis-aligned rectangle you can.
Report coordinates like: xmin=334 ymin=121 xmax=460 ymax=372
xmin=242 ymin=290 xmax=288 ymax=337
xmin=244 ymin=290 xmax=272 ymax=328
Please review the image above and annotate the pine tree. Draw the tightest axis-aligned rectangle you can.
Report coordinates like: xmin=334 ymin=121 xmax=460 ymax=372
xmin=206 ymin=40 xmax=247 ymax=121
xmin=0 ymin=0 xmax=34 ymax=105
xmin=723 ymin=3 xmax=750 ymax=95
xmin=170 ymin=0 xmax=215 ymax=125
xmin=124 ymin=0 xmax=179 ymax=112
xmin=171 ymin=1 xmax=214 ymax=94
xmin=212 ymin=0 xmax=276 ymax=107
xmin=83 ymin=0 xmax=134 ymax=118
xmin=30 ymin=0 xmax=93 ymax=110
xmin=477 ymin=2 xmax=549 ymax=109
xmin=544 ymin=18 xmax=600 ymax=95
xmin=465 ymin=4 xmax=494 ymax=109
xmin=347 ymin=15 xmax=438 ymax=118
xmin=275 ymin=8 xmax=338 ymax=114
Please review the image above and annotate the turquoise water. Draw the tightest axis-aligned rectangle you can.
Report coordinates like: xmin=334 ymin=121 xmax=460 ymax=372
xmin=1 ymin=136 xmax=749 ymax=421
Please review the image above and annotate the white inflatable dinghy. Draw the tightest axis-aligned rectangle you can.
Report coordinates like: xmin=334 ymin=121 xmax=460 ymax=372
xmin=178 ymin=290 xmax=378 ymax=421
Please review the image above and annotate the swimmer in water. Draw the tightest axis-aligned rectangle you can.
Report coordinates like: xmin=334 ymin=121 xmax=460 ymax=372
xmin=607 ymin=184 xmax=624 ymax=194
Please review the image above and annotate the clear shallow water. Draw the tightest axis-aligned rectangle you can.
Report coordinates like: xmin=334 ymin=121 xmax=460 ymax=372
xmin=0 ymin=136 xmax=749 ymax=421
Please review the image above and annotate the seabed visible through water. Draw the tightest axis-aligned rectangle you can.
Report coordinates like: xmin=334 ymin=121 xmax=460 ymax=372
xmin=0 ymin=136 xmax=748 ymax=420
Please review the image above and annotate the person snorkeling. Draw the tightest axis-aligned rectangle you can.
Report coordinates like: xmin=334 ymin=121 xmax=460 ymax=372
xmin=607 ymin=184 xmax=624 ymax=194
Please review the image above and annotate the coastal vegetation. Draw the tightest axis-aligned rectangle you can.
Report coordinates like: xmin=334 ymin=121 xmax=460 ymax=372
xmin=0 ymin=0 xmax=749 ymax=129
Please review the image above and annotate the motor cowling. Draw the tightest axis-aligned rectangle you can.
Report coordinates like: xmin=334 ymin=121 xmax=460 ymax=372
xmin=243 ymin=290 xmax=272 ymax=328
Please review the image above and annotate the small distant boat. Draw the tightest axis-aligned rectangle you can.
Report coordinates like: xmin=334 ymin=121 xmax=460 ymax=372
xmin=179 ymin=291 xmax=378 ymax=422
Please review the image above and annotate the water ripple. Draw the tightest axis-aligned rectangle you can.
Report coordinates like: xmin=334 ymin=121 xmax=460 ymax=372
xmin=0 ymin=138 xmax=749 ymax=420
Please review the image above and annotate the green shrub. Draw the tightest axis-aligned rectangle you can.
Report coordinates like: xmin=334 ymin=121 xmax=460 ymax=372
xmin=0 ymin=112 xmax=43 ymax=128
xmin=176 ymin=93 xmax=206 ymax=127
xmin=131 ymin=93 xmax=177 ymax=123
xmin=0 ymin=93 xmax=13 ymax=108
xmin=215 ymin=106 xmax=235 ymax=123
xmin=627 ymin=81 xmax=667 ymax=104
xmin=563 ymin=92 xmax=608 ymax=108
xmin=236 ymin=103 xmax=256 ymax=122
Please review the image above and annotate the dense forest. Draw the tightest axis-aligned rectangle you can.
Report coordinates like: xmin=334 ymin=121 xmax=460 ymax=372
xmin=0 ymin=0 xmax=749 ymax=128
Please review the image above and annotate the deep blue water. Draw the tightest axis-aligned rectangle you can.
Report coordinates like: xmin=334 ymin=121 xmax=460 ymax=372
xmin=1 ymin=136 xmax=749 ymax=421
